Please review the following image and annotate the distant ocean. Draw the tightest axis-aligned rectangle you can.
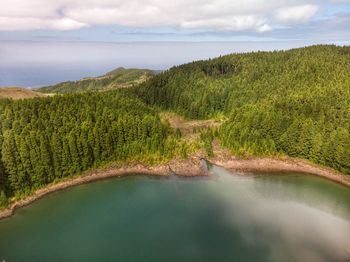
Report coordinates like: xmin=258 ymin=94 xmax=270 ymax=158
xmin=0 ymin=40 xmax=341 ymax=87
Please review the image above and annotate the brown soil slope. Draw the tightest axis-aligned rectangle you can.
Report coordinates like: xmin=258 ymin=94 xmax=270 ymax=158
xmin=0 ymin=87 xmax=47 ymax=100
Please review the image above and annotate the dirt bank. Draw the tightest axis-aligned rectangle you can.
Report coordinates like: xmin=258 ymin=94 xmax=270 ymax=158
xmin=1 ymin=155 xmax=349 ymax=221
xmin=210 ymin=156 xmax=350 ymax=188
xmin=0 ymin=158 xmax=206 ymax=220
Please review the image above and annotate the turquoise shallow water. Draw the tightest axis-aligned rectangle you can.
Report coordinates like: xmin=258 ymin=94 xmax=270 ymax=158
xmin=0 ymin=166 xmax=350 ymax=262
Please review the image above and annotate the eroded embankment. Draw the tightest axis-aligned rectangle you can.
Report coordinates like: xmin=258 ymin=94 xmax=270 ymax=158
xmin=1 ymin=155 xmax=349 ymax=221
xmin=210 ymin=156 xmax=350 ymax=188
xmin=0 ymin=158 xmax=206 ymax=220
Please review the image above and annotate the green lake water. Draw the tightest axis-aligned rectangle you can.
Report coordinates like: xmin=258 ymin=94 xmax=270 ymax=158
xmin=0 ymin=165 xmax=350 ymax=262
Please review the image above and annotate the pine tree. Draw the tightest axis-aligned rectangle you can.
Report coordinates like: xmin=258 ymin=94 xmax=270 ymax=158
xmin=0 ymin=190 xmax=7 ymax=208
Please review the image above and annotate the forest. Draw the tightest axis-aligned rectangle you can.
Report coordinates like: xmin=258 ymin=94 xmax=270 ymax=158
xmin=134 ymin=45 xmax=350 ymax=174
xmin=0 ymin=90 xmax=187 ymax=207
xmin=1 ymin=44 xmax=350 ymax=208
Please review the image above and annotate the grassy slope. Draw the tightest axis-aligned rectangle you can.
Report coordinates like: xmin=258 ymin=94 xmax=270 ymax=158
xmin=160 ymin=112 xmax=222 ymax=140
xmin=39 ymin=67 xmax=155 ymax=94
xmin=0 ymin=87 xmax=48 ymax=100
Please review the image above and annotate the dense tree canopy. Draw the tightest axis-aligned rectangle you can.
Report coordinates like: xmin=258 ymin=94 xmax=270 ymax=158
xmin=1 ymin=44 xmax=350 ymax=208
xmin=134 ymin=45 xmax=350 ymax=173
xmin=0 ymin=90 xmax=172 ymax=204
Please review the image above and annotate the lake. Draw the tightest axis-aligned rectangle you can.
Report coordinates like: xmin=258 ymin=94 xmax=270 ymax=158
xmin=0 ymin=165 xmax=349 ymax=261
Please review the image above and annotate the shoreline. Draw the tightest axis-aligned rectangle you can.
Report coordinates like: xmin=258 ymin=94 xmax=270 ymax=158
xmin=0 ymin=158 xmax=206 ymax=220
xmin=1 ymin=156 xmax=349 ymax=220
xmin=210 ymin=156 xmax=350 ymax=187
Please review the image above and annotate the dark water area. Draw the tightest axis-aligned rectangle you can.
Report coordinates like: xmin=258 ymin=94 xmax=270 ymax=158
xmin=0 ymin=166 xmax=349 ymax=261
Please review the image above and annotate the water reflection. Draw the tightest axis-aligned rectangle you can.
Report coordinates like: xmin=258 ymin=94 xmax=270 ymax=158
xmin=208 ymin=165 xmax=350 ymax=262
xmin=0 ymin=166 xmax=349 ymax=261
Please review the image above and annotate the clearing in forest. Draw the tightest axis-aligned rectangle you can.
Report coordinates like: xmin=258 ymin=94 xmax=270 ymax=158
xmin=0 ymin=87 xmax=49 ymax=100
xmin=160 ymin=112 xmax=222 ymax=140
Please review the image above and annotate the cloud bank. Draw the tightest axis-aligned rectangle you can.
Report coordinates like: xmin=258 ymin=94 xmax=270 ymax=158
xmin=0 ymin=0 xmax=331 ymax=32
xmin=276 ymin=5 xmax=319 ymax=24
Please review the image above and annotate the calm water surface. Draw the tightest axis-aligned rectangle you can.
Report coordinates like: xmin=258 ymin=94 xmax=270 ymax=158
xmin=0 ymin=166 xmax=349 ymax=261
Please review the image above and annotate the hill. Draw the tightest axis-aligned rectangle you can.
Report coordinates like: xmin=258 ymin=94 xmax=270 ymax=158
xmin=0 ymin=87 xmax=47 ymax=100
xmin=39 ymin=67 xmax=154 ymax=94
xmin=1 ymin=44 xmax=350 ymax=208
xmin=134 ymin=45 xmax=350 ymax=174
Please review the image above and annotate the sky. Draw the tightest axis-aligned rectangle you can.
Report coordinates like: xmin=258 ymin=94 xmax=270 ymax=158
xmin=0 ymin=0 xmax=349 ymax=42
xmin=0 ymin=0 xmax=349 ymax=87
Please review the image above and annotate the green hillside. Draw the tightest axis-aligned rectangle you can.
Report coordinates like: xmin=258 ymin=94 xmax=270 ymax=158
xmin=0 ymin=90 xmax=181 ymax=204
xmin=1 ymin=44 xmax=350 ymax=208
xmin=134 ymin=45 xmax=350 ymax=173
xmin=39 ymin=67 xmax=154 ymax=94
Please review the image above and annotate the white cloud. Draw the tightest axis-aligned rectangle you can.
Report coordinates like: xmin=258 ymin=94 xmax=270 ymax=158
xmin=50 ymin=18 xmax=88 ymax=30
xmin=257 ymin=24 xmax=272 ymax=32
xmin=276 ymin=5 xmax=320 ymax=25
xmin=0 ymin=17 xmax=87 ymax=31
xmin=0 ymin=17 xmax=47 ymax=31
xmin=0 ymin=0 xmax=329 ymax=32
xmin=180 ymin=16 xmax=270 ymax=32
